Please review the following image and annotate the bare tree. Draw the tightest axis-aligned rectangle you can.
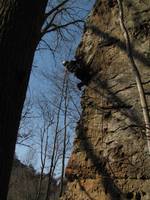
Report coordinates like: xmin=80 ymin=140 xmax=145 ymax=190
xmin=35 ymin=101 xmax=54 ymax=200
xmin=59 ymin=70 xmax=69 ymax=197
xmin=17 ymin=97 xmax=34 ymax=148
xmin=0 ymin=0 xmax=88 ymax=197
xmin=32 ymin=66 xmax=81 ymax=200
xmin=45 ymin=69 xmax=68 ymax=200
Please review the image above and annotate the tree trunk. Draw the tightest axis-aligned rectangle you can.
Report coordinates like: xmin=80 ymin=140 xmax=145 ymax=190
xmin=0 ymin=1 xmax=48 ymax=199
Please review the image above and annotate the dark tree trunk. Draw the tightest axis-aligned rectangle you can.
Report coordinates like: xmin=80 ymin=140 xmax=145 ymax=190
xmin=0 ymin=1 xmax=48 ymax=199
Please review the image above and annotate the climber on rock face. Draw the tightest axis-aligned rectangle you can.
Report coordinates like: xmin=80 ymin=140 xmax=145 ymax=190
xmin=62 ymin=60 xmax=80 ymax=73
xmin=62 ymin=59 xmax=92 ymax=90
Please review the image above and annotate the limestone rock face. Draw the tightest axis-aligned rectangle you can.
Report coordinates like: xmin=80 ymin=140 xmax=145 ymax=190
xmin=61 ymin=0 xmax=150 ymax=199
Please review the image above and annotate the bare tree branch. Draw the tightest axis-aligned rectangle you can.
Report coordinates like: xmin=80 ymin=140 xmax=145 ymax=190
xmin=44 ymin=0 xmax=69 ymax=19
xmin=45 ymin=69 xmax=68 ymax=200
xmin=60 ymin=70 xmax=69 ymax=197
xmin=41 ymin=20 xmax=84 ymax=36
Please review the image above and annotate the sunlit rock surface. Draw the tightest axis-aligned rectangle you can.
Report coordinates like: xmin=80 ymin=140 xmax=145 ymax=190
xmin=61 ymin=0 xmax=150 ymax=199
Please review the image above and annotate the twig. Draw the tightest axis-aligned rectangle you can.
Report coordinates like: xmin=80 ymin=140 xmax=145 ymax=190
xmin=44 ymin=0 xmax=69 ymax=19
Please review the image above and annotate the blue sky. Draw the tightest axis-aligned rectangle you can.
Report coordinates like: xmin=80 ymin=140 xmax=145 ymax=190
xmin=16 ymin=0 xmax=96 ymax=174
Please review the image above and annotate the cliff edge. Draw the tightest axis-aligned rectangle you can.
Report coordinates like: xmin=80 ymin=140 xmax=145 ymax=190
xmin=62 ymin=0 xmax=150 ymax=199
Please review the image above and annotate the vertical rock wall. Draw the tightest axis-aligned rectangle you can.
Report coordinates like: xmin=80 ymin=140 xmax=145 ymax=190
xmin=62 ymin=0 xmax=150 ymax=199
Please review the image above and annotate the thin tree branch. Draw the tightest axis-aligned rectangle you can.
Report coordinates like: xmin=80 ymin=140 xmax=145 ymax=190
xmin=44 ymin=0 xmax=69 ymax=19
xmin=42 ymin=7 xmax=65 ymax=35
xmin=41 ymin=20 xmax=84 ymax=36
xmin=45 ymin=69 xmax=67 ymax=200
xmin=60 ymin=70 xmax=69 ymax=197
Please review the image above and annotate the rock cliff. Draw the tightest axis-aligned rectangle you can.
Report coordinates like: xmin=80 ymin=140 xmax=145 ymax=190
xmin=61 ymin=0 xmax=150 ymax=199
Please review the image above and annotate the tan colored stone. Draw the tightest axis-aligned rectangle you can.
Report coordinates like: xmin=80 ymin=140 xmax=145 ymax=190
xmin=61 ymin=0 xmax=150 ymax=199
